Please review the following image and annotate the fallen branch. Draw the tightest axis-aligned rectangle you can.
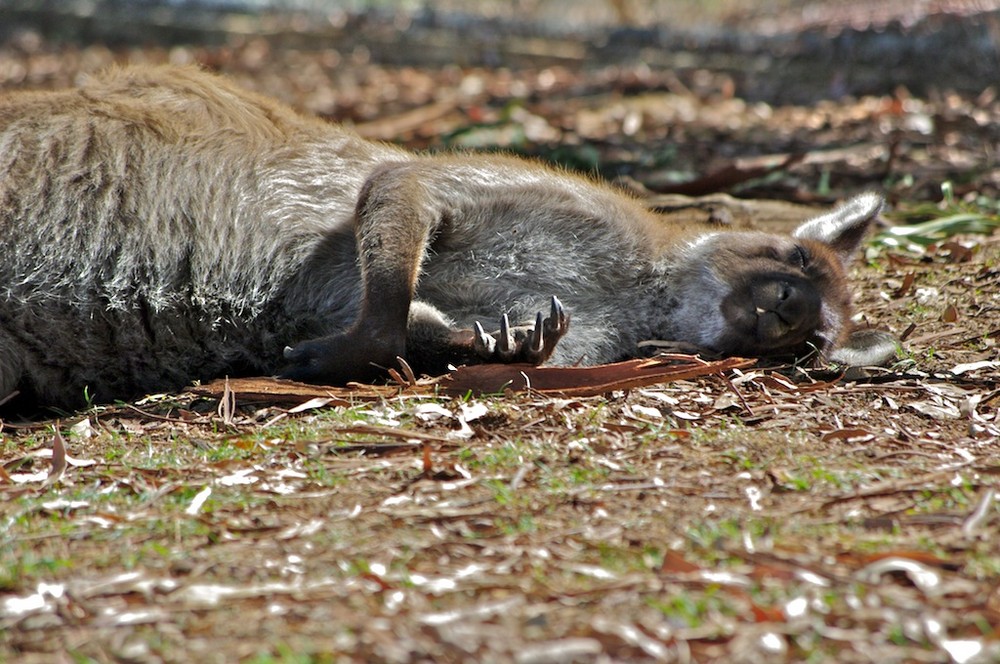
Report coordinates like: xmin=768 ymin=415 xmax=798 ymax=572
xmin=440 ymin=354 xmax=755 ymax=397
xmin=191 ymin=354 xmax=756 ymax=406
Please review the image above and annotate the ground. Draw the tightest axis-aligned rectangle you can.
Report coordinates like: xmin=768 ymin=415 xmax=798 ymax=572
xmin=1 ymin=9 xmax=1000 ymax=663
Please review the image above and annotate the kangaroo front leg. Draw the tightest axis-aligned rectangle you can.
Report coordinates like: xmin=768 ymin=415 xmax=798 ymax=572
xmin=281 ymin=162 xmax=441 ymax=383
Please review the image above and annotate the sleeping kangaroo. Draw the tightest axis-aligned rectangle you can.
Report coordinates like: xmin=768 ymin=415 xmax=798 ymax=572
xmin=0 ymin=65 xmax=895 ymax=409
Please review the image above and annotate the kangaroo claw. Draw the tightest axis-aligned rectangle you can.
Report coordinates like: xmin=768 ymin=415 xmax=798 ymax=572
xmin=471 ymin=296 xmax=570 ymax=366
xmin=529 ymin=311 xmax=545 ymax=353
xmin=473 ymin=321 xmax=496 ymax=359
xmin=545 ymin=296 xmax=568 ymax=337
xmin=496 ymin=314 xmax=515 ymax=360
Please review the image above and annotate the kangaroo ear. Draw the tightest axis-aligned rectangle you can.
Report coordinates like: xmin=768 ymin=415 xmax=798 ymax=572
xmin=828 ymin=328 xmax=899 ymax=367
xmin=793 ymin=192 xmax=884 ymax=266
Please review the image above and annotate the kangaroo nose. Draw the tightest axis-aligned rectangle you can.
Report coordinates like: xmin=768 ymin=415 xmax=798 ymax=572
xmin=754 ymin=281 xmax=798 ymax=316
xmin=775 ymin=282 xmax=803 ymax=317
xmin=775 ymin=282 xmax=822 ymax=331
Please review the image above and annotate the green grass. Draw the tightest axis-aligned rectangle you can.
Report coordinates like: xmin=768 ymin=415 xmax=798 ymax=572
xmin=876 ymin=183 xmax=1000 ymax=251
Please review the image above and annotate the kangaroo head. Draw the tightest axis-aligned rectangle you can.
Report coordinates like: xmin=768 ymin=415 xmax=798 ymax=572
xmin=670 ymin=192 xmax=892 ymax=364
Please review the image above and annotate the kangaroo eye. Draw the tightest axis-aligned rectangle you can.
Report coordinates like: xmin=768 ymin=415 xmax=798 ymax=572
xmin=789 ymin=245 xmax=810 ymax=269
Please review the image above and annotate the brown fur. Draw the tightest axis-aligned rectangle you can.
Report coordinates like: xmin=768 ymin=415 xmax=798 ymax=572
xmin=0 ymin=65 xmax=894 ymax=409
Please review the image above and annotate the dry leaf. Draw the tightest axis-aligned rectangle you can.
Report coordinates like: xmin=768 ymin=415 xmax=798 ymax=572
xmin=41 ymin=430 xmax=68 ymax=488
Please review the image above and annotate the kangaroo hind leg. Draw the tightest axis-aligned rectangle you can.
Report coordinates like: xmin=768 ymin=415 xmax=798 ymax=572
xmin=281 ymin=163 xmax=436 ymax=384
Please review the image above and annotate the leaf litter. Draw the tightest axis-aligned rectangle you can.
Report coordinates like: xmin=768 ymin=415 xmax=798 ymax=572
xmin=3 ymin=305 xmax=998 ymax=662
xmin=1 ymin=21 xmax=1000 ymax=664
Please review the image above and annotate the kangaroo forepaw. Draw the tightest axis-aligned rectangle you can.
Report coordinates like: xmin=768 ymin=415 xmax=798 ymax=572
xmin=472 ymin=296 xmax=569 ymax=365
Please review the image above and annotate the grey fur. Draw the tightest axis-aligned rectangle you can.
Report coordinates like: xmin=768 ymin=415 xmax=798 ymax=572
xmin=0 ymin=66 xmax=891 ymax=409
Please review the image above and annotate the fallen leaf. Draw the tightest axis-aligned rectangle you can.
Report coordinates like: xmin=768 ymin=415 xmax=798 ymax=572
xmin=822 ymin=428 xmax=876 ymax=443
xmin=288 ymin=397 xmax=337 ymax=413
xmin=660 ymin=550 xmax=701 ymax=574
xmin=856 ymin=557 xmax=941 ymax=595
xmin=907 ymin=400 xmax=961 ymax=419
xmin=185 ymin=486 xmax=212 ymax=515
xmin=891 ymin=272 xmax=916 ymax=298
xmin=950 ymin=360 xmax=999 ymax=375
xmin=41 ymin=430 xmax=68 ymax=488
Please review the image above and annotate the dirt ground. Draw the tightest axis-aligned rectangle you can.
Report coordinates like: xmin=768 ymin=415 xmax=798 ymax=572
xmin=2 ymin=11 xmax=1000 ymax=663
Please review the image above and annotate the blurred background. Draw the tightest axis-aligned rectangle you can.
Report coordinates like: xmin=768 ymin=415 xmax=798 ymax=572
xmin=2 ymin=0 xmax=999 ymax=206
